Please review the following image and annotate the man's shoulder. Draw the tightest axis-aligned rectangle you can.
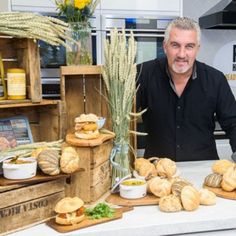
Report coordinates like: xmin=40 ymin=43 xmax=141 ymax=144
xmin=196 ymin=60 xmax=225 ymax=78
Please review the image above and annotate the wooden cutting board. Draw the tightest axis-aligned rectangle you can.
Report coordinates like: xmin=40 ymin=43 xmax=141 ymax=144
xmin=105 ymin=193 xmax=159 ymax=206
xmin=203 ymin=185 xmax=236 ymax=200
xmin=66 ymin=133 xmax=115 ymax=147
xmin=0 ymin=168 xmax=84 ymax=186
xmin=47 ymin=208 xmax=127 ymax=233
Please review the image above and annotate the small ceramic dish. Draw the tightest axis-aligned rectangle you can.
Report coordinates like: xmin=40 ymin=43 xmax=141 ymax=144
xmin=3 ymin=157 xmax=37 ymax=180
xmin=119 ymin=178 xmax=147 ymax=199
xmin=97 ymin=117 xmax=106 ymax=129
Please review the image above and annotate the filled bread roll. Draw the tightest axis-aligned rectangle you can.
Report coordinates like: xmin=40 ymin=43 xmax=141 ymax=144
xmin=181 ymin=185 xmax=200 ymax=211
xmin=212 ymin=159 xmax=234 ymax=175
xmin=204 ymin=173 xmax=222 ymax=188
xmin=159 ymin=194 xmax=182 ymax=212
xmin=221 ymin=165 xmax=236 ymax=192
xmin=199 ymin=189 xmax=216 ymax=205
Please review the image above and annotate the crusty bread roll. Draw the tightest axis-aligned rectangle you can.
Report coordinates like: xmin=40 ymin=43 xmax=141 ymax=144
xmin=199 ymin=189 xmax=216 ymax=205
xmin=221 ymin=165 xmax=236 ymax=192
xmin=204 ymin=173 xmax=222 ymax=188
xmin=181 ymin=185 xmax=200 ymax=211
xmin=159 ymin=194 xmax=182 ymax=212
xmin=171 ymin=179 xmax=192 ymax=197
xmin=134 ymin=158 xmax=157 ymax=180
xmin=147 ymin=177 xmax=171 ymax=198
xmin=212 ymin=159 xmax=234 ymax=175
xmin=155 ymin=158 xmax=177 ymax=178
xmin=60 ymin=147 xmax=80 ymax=174
xmin=55 ymin=213 xmax=85 ymax=225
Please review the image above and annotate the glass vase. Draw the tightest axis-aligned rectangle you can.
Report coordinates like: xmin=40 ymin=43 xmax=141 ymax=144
xmin=66 ymin=22 xmax=92 ymax=65
xmin=110 ymin=141 xmax=131 ymax=187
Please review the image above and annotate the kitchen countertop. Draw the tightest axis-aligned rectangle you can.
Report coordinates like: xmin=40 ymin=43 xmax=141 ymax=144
xmin=9 ymin=161 xmax=236 ymax=236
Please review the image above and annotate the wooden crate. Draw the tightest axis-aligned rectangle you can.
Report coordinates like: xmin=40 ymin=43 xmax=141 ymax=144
xmin=60 ymin=65 xmax=111 ymax=135
xmin=0 ymin=179 xmax=65 ymax=235
xmin=65 ymin=139 xmax=113 ymax=203
xmin=0 ymin=36 xmax=41 ymax=103
xmin=0 ymin=100 xmax=66 ymax=142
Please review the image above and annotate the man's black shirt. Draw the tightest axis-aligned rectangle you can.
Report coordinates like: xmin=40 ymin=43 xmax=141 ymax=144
xmin=136 ymin=58 xmax=236 ymax=161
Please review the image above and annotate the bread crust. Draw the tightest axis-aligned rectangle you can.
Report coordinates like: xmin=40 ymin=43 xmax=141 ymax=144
xmin=75 ymin=129 xmax=100 ymax=140
xmin=55 ymin=213 xmax=85 ymax=225
xmin=55 ymin=197 xmax=84 ymax=213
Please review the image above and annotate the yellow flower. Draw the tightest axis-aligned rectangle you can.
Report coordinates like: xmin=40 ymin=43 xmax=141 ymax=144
xmin=74 ymin=0 xmax=90 ymax=9
xmin=64 ymin=0 xmax=71 ymax=5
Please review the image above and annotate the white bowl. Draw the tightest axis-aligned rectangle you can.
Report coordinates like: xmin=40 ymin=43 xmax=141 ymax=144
xmin=97 ymin=117 xmax=106 ymax=129
xmin=3 ymin=157 xmax=37 ymax=180
xmin=119 ymin=178 xmax=147 ymax=199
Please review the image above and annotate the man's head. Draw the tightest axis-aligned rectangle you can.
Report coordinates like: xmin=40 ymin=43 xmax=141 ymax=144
xmin=163 ymin=17 xmax=201 ymax=75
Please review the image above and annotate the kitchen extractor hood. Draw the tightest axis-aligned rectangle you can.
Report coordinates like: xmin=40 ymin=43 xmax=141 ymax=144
xmin=199 ymin=0 xmax=236 ymax=29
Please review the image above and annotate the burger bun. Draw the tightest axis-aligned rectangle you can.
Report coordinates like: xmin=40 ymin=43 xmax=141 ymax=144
xmin=55 ymin=197 xmax=84 ymax=214
xmin=55 ymin=213 xmax=85 ymax=225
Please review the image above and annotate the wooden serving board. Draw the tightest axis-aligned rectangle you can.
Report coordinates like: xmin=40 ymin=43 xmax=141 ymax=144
xmin=47 ymin=208 xmax=124 ymax=233
xmin=203 ymin=185 xmax=236 ymax=200
xmin=66 ymin=133 xmax=115 ymax=147
xmin=0 ymin=168 xmax=83 ymax=186
xmin=105 ymin=193 xmax=159 ymax=206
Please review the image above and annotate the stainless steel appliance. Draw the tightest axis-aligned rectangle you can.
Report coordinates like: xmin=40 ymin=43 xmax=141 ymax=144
xmin=101 ymin=15 xmax=173 ymax=64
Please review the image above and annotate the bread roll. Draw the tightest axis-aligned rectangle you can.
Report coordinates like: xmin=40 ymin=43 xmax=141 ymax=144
xmin=134 ymin=158 xmax=157 ymax=180
xmin=221 ymin=165 xmax=236 ymax=192
xmin=204 ymin=173 xmax=222 ymax=188
xmin=60 ymin=147 xmax=80 ymax=174
xmin=155 ymin=158 xmax=177 ymax=178
xmin=212 ymin=159 xmax=234 ymax=175
xmin=147 ymin=177 xmax=171 ymax=198
xmin=159 ymin=194 xmax=182 ymax=212
xmin=171 ymin=179 xmax=192 ymax=197
xmin=181 ymin=185 xmax=200 ymax=211
xmin=199 ymin=189 xmax=216 ymax=205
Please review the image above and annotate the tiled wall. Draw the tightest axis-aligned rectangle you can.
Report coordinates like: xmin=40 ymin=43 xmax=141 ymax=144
xmin=183 ymin=0 xmax=236 ymax=68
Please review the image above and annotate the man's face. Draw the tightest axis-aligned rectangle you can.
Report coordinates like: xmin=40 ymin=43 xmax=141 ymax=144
xmin=163 ymin=27 xmax=200 ymax=75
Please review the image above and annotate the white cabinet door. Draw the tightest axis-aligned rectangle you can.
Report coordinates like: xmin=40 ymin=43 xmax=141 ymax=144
xmin=101 ymin=0 xmax=181 ymax=12
xmin=11 ymin=0 xmax=57 ymax=12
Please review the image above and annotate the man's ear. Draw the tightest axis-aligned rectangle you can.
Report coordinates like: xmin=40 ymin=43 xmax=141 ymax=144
xmin=163 ymin=41 xmax=167 ymax=54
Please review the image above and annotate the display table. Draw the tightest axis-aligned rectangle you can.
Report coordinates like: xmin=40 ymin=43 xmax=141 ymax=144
xmin=9 ymin=161 xmax=236 ymax=236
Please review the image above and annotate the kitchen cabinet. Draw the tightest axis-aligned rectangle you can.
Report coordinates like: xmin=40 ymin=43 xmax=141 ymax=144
xmin=101 ymin=0 xmax=182 ymax=15
xmin=11 ymin=0 xmax=57 ymax=12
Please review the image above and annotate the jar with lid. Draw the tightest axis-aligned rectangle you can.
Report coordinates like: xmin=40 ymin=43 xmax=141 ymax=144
xmin=7 ymin=68 xmax=26 ymax=100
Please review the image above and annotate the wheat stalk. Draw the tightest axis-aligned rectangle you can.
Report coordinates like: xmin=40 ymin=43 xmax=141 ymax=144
xmin=0 ymin=12 xmax=74 ymax=49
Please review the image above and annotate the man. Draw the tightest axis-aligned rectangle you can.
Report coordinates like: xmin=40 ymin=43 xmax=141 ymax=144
xmin=136 ymin=17 xmax=236 ymax=162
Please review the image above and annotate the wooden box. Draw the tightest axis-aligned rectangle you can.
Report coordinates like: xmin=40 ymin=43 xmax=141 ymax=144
xmin=65 ymin=138 xmax=113 ymax=203
xmin=0 ymin=36 xmax=41 ymax=103
xmin=60 ymin=65 xmax=111 ymax=136
xmin=0 ymin=179 xmax=65 ymax=235
xmin=0 ymin=100 xmax=66 ymax=142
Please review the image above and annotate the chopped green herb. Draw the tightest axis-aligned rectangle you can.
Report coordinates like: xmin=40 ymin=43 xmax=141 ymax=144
xmin=85 ymin=203 xmax=115 ymax=219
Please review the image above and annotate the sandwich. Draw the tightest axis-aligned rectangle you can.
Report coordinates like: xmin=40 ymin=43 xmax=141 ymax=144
xmin=74 ymin=113 xmax=99 ymax=139
xmin=54 ymin=197 xmax=85 ymax=225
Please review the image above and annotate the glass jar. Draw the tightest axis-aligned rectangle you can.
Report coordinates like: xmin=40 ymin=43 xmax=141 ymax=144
xmin=7 ymin=68 xmax=26 ymax=100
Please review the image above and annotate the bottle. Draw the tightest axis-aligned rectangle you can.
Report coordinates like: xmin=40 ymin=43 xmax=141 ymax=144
xmin=0 ymin=53 xmax=7 ymax=100
xmin=7 ymin=68 xmax=26 ymax=100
